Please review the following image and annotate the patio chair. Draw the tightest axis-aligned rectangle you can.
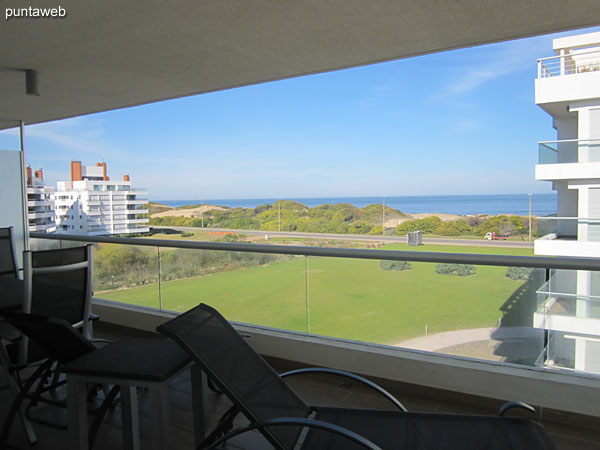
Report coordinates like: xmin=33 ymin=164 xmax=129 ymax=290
xmin=0 ymin=226 xmax=19 ymax=278
xmin=0 ymin=311 xmax=119 ymax=449
xmin=20 ymin=245 xmax=95 ymax=365
xmin=157 ymin=303 xmax=557 ymax=450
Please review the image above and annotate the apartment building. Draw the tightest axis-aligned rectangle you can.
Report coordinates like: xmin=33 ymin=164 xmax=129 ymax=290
xmin=54 ymin=161 xmax=149 ymax=236
xmin=25 ymin=165 xmax=55 ymax=233
xmin=533 ymin=32 xmax=600 ymax=373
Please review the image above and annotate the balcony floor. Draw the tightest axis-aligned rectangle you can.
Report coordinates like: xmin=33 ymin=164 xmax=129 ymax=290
xmin=1 ymin=322 xmax=600 ymax=450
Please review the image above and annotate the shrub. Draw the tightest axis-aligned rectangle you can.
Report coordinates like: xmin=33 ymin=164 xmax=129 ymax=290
xmin=436 ymin=219 xmax=471 ymax=236
xmin=396 ymin=216 xmax=441 ymax=235
xmin=435 ymin=263 xmax=476 ymax=276
xmin=180 ymin=232 xmax=194 ymax=238
xmin=505 ymin=266 xmax=534 ymax=281
xmin=379 ymin=260 xmax=411 ymax=271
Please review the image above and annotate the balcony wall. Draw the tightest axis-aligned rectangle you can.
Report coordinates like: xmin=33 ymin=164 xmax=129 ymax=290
xmin=536 ymin=72 xmax=600 ymax=106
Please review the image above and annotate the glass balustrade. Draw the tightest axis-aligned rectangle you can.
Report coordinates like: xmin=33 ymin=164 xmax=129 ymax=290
xmin=536 ymin=217 xmax=600 ymax=241
xmin=29 ymin=232 xmax=600 ymax=377
xmin=538 ymin=139 xmax=600 ymax=164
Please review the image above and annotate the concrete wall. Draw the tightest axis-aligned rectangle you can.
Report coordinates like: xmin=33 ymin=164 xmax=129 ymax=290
xmin=93 ymin=300 xmax=600 ymax=418
xmin=0 ymin=149 xmax=26 ymax=270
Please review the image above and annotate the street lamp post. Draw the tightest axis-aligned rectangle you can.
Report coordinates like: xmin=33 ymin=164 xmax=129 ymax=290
xmin=382 ymin=196 xmax=385 ymax=237
xmin=529 ymin=193 xmax=533 ymax=242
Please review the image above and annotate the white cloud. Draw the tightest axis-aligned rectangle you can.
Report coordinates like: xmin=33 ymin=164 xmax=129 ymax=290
xmin=436 ymin=38 xmax=548 ymax=98
xmin=23 ymin=117 xmax=122 ymax=157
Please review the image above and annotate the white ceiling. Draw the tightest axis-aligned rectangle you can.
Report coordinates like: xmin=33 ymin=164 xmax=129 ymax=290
xmin=1 ymin=0 xmax=600 ymax=130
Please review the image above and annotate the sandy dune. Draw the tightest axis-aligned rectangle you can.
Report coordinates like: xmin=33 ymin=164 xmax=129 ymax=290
xmin=385 ymin=212 xmax=462 ymax=227
xmin=151 ymin=205 xmax=227 ymax=218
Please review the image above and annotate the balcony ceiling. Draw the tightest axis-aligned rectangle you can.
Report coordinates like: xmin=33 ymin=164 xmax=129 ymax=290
xmin=1 ymin=0 xmax=600 ymax=130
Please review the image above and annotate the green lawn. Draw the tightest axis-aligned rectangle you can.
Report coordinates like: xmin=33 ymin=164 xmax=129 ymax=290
xmin=98 ymin=243 xmax=536 ymax=345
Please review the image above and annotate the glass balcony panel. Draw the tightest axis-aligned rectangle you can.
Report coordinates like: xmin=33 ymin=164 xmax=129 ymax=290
xmin=538 ymin=139 xmax=600 ymax=165
xmin=307 ymin=256 xmax=545 ymax=368
xmin=536 ymin=217 xmax=600 ymax=242
xmin=93 ymin=243 xmax=160 ymax=309
xmin=536 ymin=269 xmax=600 ymax=375
xmin=156 ymin=248 xmax=308 ymax=331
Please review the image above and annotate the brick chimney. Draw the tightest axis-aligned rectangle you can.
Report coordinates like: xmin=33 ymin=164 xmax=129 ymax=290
xmin=96 ymin=162 xmax=109 ymax=181
xmin=71 ymin=160 xmax=82 ymax=182
xmin=26 ymin=165 xmax=32 ymax=186
xmin=34 ymin=167 xmax=43 ymax=182
xmin=123 ymin=174 xmax=130 ymax=182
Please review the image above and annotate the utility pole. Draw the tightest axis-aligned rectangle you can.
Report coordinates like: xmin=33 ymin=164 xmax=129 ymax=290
xmin=278 ymin=198 xmax=281 ymax=232
xmin=529 ymin=193 xmax=533 ymax=242
xmin=382 ymin=196 xmax=385 ymax=237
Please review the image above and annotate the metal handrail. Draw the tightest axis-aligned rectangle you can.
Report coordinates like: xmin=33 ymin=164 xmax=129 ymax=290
xmin=30 ymin=232 xmax=600 ymax=271
xmin=537 ymin=48 xmax=600 ymax=63
xmin=538 ymin=138 xmax=600 ymax=144
xmin=537 ymin=217 xmax=600 ymax=221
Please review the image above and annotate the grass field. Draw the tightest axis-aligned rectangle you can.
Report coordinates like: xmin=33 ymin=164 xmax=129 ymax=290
xmin=98 ymin=243 xmax=538 ymax=345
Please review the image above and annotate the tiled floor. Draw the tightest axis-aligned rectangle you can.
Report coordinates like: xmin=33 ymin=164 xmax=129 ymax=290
xmin=1 ymin=322 xmax=599 ymax=449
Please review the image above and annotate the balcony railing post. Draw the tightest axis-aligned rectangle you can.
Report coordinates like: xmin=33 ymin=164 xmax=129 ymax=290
xmin=559 ymin=49 xmax=566 ymax=76
xmin=157 ymin=246 xmax=162 ymax=310
xmin=305 ymin=256 xmax=309 ymax=335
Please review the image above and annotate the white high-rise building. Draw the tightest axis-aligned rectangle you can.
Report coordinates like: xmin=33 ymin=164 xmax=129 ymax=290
xmin=533 ymin=32 xmax=600 ymax=374
xmin=54 ymin=161 xmax=149 ymax=236
xmin=26 ymin=165 xmax=56 ymax=233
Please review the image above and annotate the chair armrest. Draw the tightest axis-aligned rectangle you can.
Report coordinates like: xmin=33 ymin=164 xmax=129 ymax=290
xmin=280 ymin=367 xmax=407 ymax=412
xmin=206 ymin=416 xmax=383 ymax=450
xmin=498 ymin=401 xmax=536 ymax=416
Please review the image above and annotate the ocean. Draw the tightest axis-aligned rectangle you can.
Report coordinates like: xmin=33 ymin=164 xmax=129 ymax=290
xmin=155 ymin=193 xmax=557 ymax=216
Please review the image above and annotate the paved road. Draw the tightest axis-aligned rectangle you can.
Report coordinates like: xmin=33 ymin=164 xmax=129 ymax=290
xmin=161 ymin=226 xmax=533 ymax=249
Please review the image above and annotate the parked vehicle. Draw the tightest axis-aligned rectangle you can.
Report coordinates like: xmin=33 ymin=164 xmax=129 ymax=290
xmin=484 ymin=232 xmax=508 ymax=240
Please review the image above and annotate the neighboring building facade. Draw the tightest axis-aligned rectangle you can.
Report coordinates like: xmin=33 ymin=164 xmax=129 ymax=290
xmin=54 ymin=161 xmax=149 ymax=235
xmin=533 ymin=32 xmax=600 ymax=373
xmin=26 ymin=165 xmax=56 ymax=233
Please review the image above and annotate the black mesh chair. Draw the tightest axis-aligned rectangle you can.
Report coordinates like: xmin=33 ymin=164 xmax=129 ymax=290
xmin=0 ymin=226 xmax=19 ymax=278
xmin=20 ymin=245 xmax=94 ymax=365
xmin=157 ymin=303 xmax=557 ymax=450
xmin=0 ymin=311 xmax=119 ymax=449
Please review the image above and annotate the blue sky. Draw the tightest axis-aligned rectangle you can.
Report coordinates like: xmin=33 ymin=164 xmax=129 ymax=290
xmin=2 ymin=26 xmax=599 ymax=201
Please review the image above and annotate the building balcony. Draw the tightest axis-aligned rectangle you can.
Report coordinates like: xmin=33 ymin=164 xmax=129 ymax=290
xmin=28 ymin=222 xmax=56 ymax=232
xmin=111 ymin=217 xmax=149 ymax=225
xmin=535 ymin=217 xmax=600 ymax=257
xmin=4 ymin=318 xmax=599 ymax=449
xmin=27 ymin=231 xmax=600 ymax=423
xmin=27 ymin=211 xmax=55 ymax=219
xmin=536 ymin=48 xmax=600 ymax=106
xmin=27 ymin=200 xmax=54 ymax=207
xmin=535 ymin=139 xmax=600 ymax=181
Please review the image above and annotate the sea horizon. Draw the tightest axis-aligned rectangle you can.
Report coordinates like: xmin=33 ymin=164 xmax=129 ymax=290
xmin=152 ymin=193 xmax=557 ymax=217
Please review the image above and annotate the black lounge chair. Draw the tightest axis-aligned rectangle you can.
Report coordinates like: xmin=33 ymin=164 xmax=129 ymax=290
xmin=157 ymin=303 xmax=557 ymax=450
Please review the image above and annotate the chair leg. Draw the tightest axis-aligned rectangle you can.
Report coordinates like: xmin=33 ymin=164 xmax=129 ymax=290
xmin=25 ymin=364 xmax=69 ymax=429
xmin=0 ymin=359 xmax=53 ymax=447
